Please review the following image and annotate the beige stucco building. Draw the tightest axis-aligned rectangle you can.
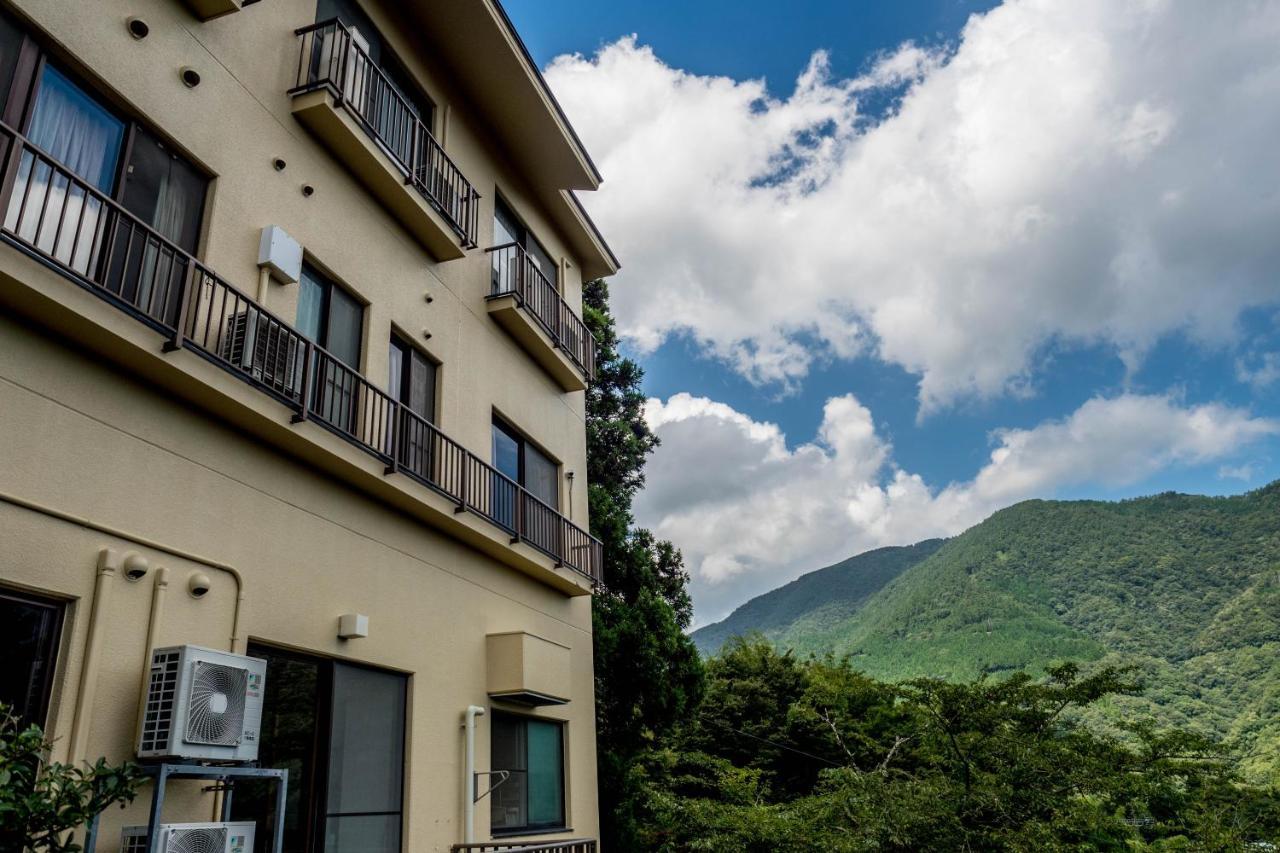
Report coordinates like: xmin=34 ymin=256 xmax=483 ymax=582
xmin=0 ymin=0 xmax=616 ymax=851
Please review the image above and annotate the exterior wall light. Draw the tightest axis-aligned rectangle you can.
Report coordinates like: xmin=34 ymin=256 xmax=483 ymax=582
xmin=338 ymin=613 xmax=369 ymax=640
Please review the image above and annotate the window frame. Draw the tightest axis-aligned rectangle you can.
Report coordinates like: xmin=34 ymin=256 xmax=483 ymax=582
xmin=0 ymin=16 xmax=213 ymax=255
xmin=489 ymin=710 xmax=568 ymax=837
xmin=297 ymin=260 xmax=365 ymax=369
xmin=235 ymin=642 xmax=408 ymax=853
xmin=0 ymin=586 xmax=65 ymax=730
xmin=491 ymin=414 xmax=560 ymax=510
xmin=388 ymin=329 xmax=438 ymax=425
xmin=493 ymin=194 xmax=558 ymax=291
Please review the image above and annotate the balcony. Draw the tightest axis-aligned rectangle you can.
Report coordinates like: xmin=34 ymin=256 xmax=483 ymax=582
xmin=288 ymin=20 xmax=480 ymax=259
xmin=487 ymin=243 xmax=596 ymax=391
xmin=0 ymin=122 xmax=601 ymax=587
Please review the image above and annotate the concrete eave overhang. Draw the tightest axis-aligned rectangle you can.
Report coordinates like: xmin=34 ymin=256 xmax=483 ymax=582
xmin=403 ymin=0 xmax=620 ymax=278
xmin=181 ymin=0 xmax=242 ymax=21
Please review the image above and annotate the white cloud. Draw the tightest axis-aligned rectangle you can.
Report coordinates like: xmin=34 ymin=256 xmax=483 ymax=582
xmin=636 ymin=393 xmax=1279 ymax=625
xmin=547 ymin=1 xmax=1280 ymax=411
xmin=1236 ymin=351 xmax=1280 ymax=389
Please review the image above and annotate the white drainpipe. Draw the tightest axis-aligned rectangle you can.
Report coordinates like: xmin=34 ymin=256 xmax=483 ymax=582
xmin=463 ymin=705 xmax=486 ymax=844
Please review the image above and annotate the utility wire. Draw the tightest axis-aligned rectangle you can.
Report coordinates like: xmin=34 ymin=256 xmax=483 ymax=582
xmin=722 ymin=725 xmax=846 ymax=768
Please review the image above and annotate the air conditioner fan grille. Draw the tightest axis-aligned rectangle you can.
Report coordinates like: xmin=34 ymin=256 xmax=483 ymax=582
xmin=184 ymin=661 xmax=249 ymax=746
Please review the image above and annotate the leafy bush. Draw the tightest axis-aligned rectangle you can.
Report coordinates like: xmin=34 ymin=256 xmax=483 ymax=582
xmin=0 ymin=705 xmax=142 ymax=852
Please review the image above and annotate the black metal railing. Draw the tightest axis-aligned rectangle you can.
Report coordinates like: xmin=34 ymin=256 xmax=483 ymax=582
xmin=487 ymin=242 xmax=596 ymax=381
xmin=290 ymin=19 xmax=481 ymax=248
xmin=0 ymin=122 xmax=601 ymax=585
xmin=452 ymin=841 xmax=598 ymax=853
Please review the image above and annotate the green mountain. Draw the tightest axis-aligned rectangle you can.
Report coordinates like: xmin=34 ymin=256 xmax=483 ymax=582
xmin=691 ymin=539 xmax=946 ymax=656
xmin=693 ymin=483 xmax=1280 ymax=780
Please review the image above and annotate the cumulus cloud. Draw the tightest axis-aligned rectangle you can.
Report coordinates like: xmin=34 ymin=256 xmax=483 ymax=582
xmin=636 ymin=393 xmax=1279 ymax=624
xmin=547 ymin=1 xmax=1280 ymax=410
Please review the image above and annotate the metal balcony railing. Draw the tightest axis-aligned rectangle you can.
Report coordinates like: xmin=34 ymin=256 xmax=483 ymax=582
xmin=0 ymin=122 xmax=601 ymax=585
xmin=452 ymin=841 xmax=598 ymax=853
xmin=487 ymin=242 xmax=597 ymax=381
xmin=290 ymin=19 xmax=481 ymax=248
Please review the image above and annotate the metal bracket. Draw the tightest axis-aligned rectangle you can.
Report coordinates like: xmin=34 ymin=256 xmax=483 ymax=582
xmin=473 ymin=769 xmax=511 ymax=803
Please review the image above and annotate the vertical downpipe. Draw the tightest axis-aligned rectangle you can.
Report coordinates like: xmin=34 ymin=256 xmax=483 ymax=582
xmin=463 ymin=705 xmax=486 ymax=845
xmin=67 ymin=550 xmax=121 ymax=764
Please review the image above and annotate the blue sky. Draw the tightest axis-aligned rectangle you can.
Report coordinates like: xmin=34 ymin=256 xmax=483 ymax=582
xmin=507 ymin=0 xmax=1280 ymax=623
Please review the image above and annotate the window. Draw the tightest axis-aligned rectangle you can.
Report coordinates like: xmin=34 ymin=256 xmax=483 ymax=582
xmin=490 ymin=713 xmax=566 ymax=834
xmin=316 ymin=0 xmax=434 ymax=132
xmin=388 ymin=333 xmax=436 ymax=424
xmin=297 ymin=263 xmax=363 ymax=368
xmin=0 ymin=9 xmax=209 ymax=284
xmin=0 ymin=588 xmax=64 ymax=729
xmin=297 ymin=263 xmax=363 ymax=433
xmin=231 ymin=645 xmax=407 ymax=853
xmin=493 ymin=196 xmax=557 ymax=288
xmin=492 ymin=416 xmax=559 ymax=510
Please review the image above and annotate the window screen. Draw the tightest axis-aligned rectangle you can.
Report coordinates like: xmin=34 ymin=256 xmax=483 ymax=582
xmin=324 ymin=664 xmax=406 ymax=853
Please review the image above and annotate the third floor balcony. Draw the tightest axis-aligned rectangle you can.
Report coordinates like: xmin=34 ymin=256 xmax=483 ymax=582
xmin=288 ymin=19 xmax=481 ymax=259
xmin=487 ymin=242 xmax=596 ymax=391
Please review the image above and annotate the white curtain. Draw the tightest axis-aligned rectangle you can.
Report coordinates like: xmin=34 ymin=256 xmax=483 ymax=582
xmin=4 ymin=65 xmax=122 ymax=276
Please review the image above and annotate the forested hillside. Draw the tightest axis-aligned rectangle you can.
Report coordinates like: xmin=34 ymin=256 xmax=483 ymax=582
xmin=691 ymin=539 xmax=945 ymax=655
xmin=696 ymin=483 xmax=1280 ymax=779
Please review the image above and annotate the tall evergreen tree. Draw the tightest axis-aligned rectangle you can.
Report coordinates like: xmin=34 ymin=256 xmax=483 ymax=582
xmin=584 ymin=278 xmax=704 ymax=850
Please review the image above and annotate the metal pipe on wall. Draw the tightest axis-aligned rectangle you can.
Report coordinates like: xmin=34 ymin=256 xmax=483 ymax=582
xmin=463 ymin=704 xmax=486 ymax=844
xmin=66 ymin=549 xmax=118 ymax=765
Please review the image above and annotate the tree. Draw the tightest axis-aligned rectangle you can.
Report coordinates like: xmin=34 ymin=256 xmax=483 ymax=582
xmin=584 ymin=278 xmax=704 ymax=850
xmin=0 ymin=705 xmax=142 ymax=852
xmin=636 ymin=650 xmax=1280 ymax=851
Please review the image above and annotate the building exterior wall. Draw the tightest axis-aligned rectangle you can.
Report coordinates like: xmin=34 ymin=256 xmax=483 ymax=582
xmin=0 ymin=0 xmax=607 ymax=850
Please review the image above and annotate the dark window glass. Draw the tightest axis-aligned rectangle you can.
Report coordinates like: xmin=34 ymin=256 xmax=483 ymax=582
xmin=0 ymin=12 xmax=24 ymax=117
xmin=493 ymin=197 xmax=557 ymax=287
xmin=233 ymin=646 xmax=406 ymax=853
xmin=491 ymin=416 xmax=559 ymax=527
xmin=0 ymin=589 xmax=64 ymax=729
xmin=296 ymin=264 xmax=363 ymax=369
xmin=524 ymin=443 xmax=558 ymax=509
xmin=389 ymin=335 xmax=436 ymax=423
xmin=316 ymin=0 xmax=433 ymax=127
xmin=492 ymin=419 xmax=521 ymax=484
xmin=491 ymin=713 xmax=565 ymax=833
xmin=121 ymin=124 xmax=208 ymax=254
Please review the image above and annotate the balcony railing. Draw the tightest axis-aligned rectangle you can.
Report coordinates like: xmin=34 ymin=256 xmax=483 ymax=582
xmin=487 ymin=242 xmax=596 ymax=381
xmin=290 ymin=19 xmax=481 ymax=248
xmin=0 ymin=121 xmax=601 ymax=585
xmin=452 ymin=841 xmax=597 ymax=853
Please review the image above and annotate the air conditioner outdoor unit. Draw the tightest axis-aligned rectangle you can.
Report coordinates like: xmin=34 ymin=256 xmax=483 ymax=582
xmin=222 ymin=309 xmax=303 ymax=397
xmin=122 ymin=821 xmax=255 ymax=853
xmin=137 ymin=645 xmax=266 ymax=763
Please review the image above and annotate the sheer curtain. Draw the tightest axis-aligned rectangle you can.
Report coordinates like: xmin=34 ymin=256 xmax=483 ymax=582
xmin=5 ymin=65 xmax=122 ymax=275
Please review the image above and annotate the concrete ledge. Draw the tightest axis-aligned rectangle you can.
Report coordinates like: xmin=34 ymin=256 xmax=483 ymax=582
xmin=291 ymin=89 xmax=466 ymax=262
xmin=181 ymin=0 xmax=242 ymax=20
xmin=487 ymin=294 xmax=588 ymax=393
